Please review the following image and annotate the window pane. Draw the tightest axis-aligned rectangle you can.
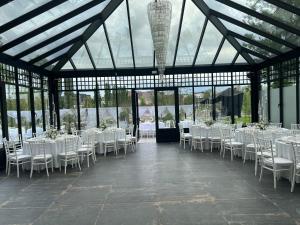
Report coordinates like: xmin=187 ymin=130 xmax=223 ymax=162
xmin=118 ymin=89 xmax=132 ymax=128
xmin=59 ymin=91 xmax=78 ymax=133
xmin=34 ymin=89 xmax=43 ymax=135
xmin=176 ymin=0 xmax=206 ymax=66
xmin=259 ymin=82 xmax=268 ymax=122
xmin=44 ymin=90 xmax=50 ymax=129
xmin=79 ymin=91 xmax=97 ymax=129
xmin=6 ymin=85 xmax=18 ymax=140
xmin=215 ymin=86 xmax=232 ymax=123
xmin=215 ymin=40 xmax=237 ymax=64
xmin=179 ymin=87 xmax=193 ymax=121
xmin=99 ymin=88 xmax=117 ymax=128
xmin=234 ymin=85 xmax=251 ymax=124
xmin=194 ymin=87 xmax=212 ymax=123
xmin=20 ymin=87 xmax=32 ymax=138
xmin=72 ymin=46 xmax=93 ymax=69
xmin=157 ymin=90 xmax=176 ymax=129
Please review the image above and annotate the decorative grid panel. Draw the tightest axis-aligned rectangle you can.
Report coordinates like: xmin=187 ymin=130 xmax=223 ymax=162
xmin=98 ymin=76 xmax=116 ymax=89
xmin=116 ymin=76 xmax=135 ymax=89
xmin=77 ymin=77 xmax=97 ymax=90
xmin=155 ymin=74 xmax=174 ymax=87
xmin=32 ymin=73 xmax=42 ymax=89
xmin=58 ymin=78 xmax=77 ymax=91
xmin=269 ymin=64 xmax=280 ymax=81
xmin=135 ymin=75 xmax=154 ymax=89
xmin=174 ymin=74 xmax=193 ymax=87
xmin=282 ymin=58 xmax=297 ymax=78
xmin=17 ymin=68 xmax=30 ymax=87
xmin=0 ymin=63 xmax=15 ymax=84
xmin=193 ymin=73 xmax=212 ymax=86
xmin=213 ymin=72 xmax=231 ymax=85
xmin=232 ymin=72 xmax=250 ymax=85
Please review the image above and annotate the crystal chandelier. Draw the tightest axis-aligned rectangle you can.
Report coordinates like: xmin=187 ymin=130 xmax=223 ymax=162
xmin=148 ymin=0 xmax=172 ymax=82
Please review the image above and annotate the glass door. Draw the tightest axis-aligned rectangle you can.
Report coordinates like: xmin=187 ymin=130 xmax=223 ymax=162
xmin=155 ymin=88 xmax=179 ymax=143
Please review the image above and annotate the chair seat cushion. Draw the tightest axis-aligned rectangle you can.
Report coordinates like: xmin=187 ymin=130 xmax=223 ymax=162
xmin=118 ymin=139 xmax=131 ymax=143
xmin=58 ymin=151 xmax=77 ymax=157
xmin=103 ymin=141 xmax=115 ymax=144
xmin=264 ymin=157 xmax=293 ymax=165
xmin=33 ymin=154 xmax=52 ymax=160
xmin=256 ymin=151 xmax=273 ymax=157
xmin=209 ymin=137 xmax=221 ymax=141
xmin=78 ymin=148 xmax=93 ymax=153
xmin=183 ymin=134 xmax=192 ymax=138
xmin=224 ymin=141 xmax=243 ymax=146
xmin=193 ymin=136 xmax=206 ymax=140
xmin=246 ymin=143 xmax=256 ymax=148
xmin=296 ymin=163 xmax=300 ymax=170
xmin=9 ymin=154 xmax=31 ymax=161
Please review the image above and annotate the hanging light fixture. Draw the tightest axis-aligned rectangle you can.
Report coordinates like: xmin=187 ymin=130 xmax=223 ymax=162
xmin=148 ymin=0 xmax=172 ymax=82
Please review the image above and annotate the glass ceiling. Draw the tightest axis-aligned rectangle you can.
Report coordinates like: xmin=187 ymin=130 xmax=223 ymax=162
xmin=0 ymin=0 xmax=298 ymax=71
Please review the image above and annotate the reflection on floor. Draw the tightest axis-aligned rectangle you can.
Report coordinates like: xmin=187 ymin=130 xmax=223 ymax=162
xmin=0 ymin=142 xmax=299 ymax=225
xmin=138 ymin=137 xmax=156 ymax=143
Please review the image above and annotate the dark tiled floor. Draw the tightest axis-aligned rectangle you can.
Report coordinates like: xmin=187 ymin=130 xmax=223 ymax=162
xmin=0 ymin=142 xmax=300 ymax=225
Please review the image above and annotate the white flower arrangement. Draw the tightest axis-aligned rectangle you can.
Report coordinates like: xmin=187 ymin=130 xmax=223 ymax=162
xmin=256 ymin=120 xmax=268 ymax=130
xmin=45 ymin=127 xmax=58 ymax=139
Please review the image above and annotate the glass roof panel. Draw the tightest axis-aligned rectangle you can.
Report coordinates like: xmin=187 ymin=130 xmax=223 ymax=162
xmin=195 ymin=21 xmax=223 ymax=65
xmin=235 ymin=54 xmax=247 ymax=64
xmin=62 ymin=61 xmax=73 ymax=70
xmin=166 ymin=0 xmax=183 ymax=65
xmin=202 ymin=0 xmax=300 ymax=47
xmin=175 ymin=0 xmax=206 ymax=66
xmin=34 ymin=46 xmax=71 ymax=67
xmin=237 ymin=39 xmax=273 ymax=58
xmin=45 ymin=62 xmax=58 ymax=71
xmin=129 ymin=0 xmax=153 ymax=67
xmin=248 ymin=53 xmax=263 ymax=63
xmin=87 ymin=26 xmax=114 ymax=69
xmin=4 ymin=1 xmax=110 ymax=56
xmin=106 ymin=1 xmax=133 ymax=68
xmin=72 ymin=45 xmax=94 ymax=69
xmin=231 ymin=0 xmax=300 ymax=30
xmin=21 ymin=25 xmax=89 ymax=62
xmin=215 ymin=40 xmax=237 ymax=64
xmin=1 ymin=1 xmax=93 ymax=45
xmin=0 ymin=0 xmax=49 ymax=26
xmin=220 ymin=19 xmax=291 ymax=53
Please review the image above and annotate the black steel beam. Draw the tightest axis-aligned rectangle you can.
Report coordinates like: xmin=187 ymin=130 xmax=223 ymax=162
xmin=192 ymin=17 xmax=208 ymax=66
xmin=103 ymin=22 xmax=116 ymax=70
xmin=173 ymin=0 xmax=186 ymax=66
xmin=29 ymin=37 xmax=80 ymax=64
xmin=41 ymin=54 xmax=67 ymax=69
xmin=70 ymin=59 xmax=77 ymax=70
xmin=242 ymin=47 xmax=269 ymax=60
xmin=84 ymin=42 xmax=96 ymax=70
xmin=192 ymin=0 xmax=254 ymax=64
xmin=0 ymin=52 xmax=50 ymax=75
xmin=228 ymin=30 xmax=282 ymax=55
xmin=256 ymin=47 xmax=300 ymax=69
xmin=0 ymin=0 xmax=68 ymax=34
xmin=263 ymin=0 xmax=300 ymax=17
xmin=53 ymin=0 xmax=122 ymax=71
xmin=231 ymin=52 xmax=239 ymax=64
xmin=211 ymin=10 xmax=297 ymax=49
xmin=56 ymin=64 xmax=252 ymax=78
xmin=0 ymin=0 xmax=106 ymax=52
xmin=0 ymin=1 xmax=13 ymax=7
xmin=216 ymin=0 xmax=300 ymax=36
xmin=126 ymin=0 xmax=135 ymax=68
xmin=212 ymin=37 xmax=225 ymax=65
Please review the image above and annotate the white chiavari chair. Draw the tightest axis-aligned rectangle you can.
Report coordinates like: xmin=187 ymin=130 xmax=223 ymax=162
xmin=103 ymin=129 xmax=117 ymax=157
xmin=291 ymin=142 xmax=300 ymax=192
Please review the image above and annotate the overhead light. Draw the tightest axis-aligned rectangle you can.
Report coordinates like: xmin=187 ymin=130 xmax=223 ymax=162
xmin=148 ymin=0 xmax=172 ymax=82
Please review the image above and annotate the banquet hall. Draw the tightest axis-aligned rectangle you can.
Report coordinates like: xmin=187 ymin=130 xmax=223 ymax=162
xmin=0 ymin=0 xmax=300 ymax=224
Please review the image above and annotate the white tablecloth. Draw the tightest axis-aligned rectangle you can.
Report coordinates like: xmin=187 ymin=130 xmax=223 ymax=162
xmin=23 ymin=135 xmax=78 ymax=168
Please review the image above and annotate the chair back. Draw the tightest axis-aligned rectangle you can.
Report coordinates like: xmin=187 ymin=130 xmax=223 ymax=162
xmin=291 ymin=142 xmax=300 ymax=168
xmin=291 ymin=124 xmax=300 ymax=130
xmin=103 ymin=130 xmax=116 ymax=143
xmin=29 ymin=140 xmax=47 ymax=159
xmin=243 ymin=129 xmax=254 ymax=145
xmin=3 ymin=138 xmax=17 ymax=158
xmin=65 ymin=136 xmax=77 ymax=155
xmin=116 ymin=129 xmax=126 ymax=141
xmin=257 ymin=137 xmax=275 ymax=164
xmin=209 ymin=126 xmax=221 ymax=138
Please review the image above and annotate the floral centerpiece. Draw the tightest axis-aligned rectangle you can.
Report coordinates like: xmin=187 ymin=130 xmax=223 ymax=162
xmin=256 ymin=120 xmax=268 ymax=130
xmin=45 ymin=127 xmax=58 ymax=139
xmin=100 ymin=121 xmax=107 ymax=131
xmin=204 ymin=120 xmax=214 ymax=127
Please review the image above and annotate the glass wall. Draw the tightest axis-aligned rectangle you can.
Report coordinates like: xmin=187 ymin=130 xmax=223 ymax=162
xmin=270 ymin=80 xmax=280 ymax=123
xmin=43 ymin=90 xmax=50 ymax=129
xmin=259 ymin=82 xmax=268 ymax=122
xmin=157 ymin=90 xmax=176 ymax=128
xmin=283 ymin=77 xmax=297 ymax=128
xmin=19 ymin=87 xmax=31 ymax=138
xmin=59 ymin=91 xmax=77 ymax=133
xmin=214 ymin=86 xmax=232 ymax=123
xmin=34 ymin=89 xmax=43 ymax=135
xmin=99 ymin=89 xmax=117 ymax=128
xmin=234 ymin=85 xmax=251 ymax=124
xmin=6 ymin=84 xmax=18 ymax=140
xmin=179 ymin=87 xmax=193 ymax=121
xmin=78 ymin=91 xmax=96 ymax=129
xmin=118 ymin=89 xmax=132 ymax=128
xmin=194 ymin=87 xmax=212 ymax=123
